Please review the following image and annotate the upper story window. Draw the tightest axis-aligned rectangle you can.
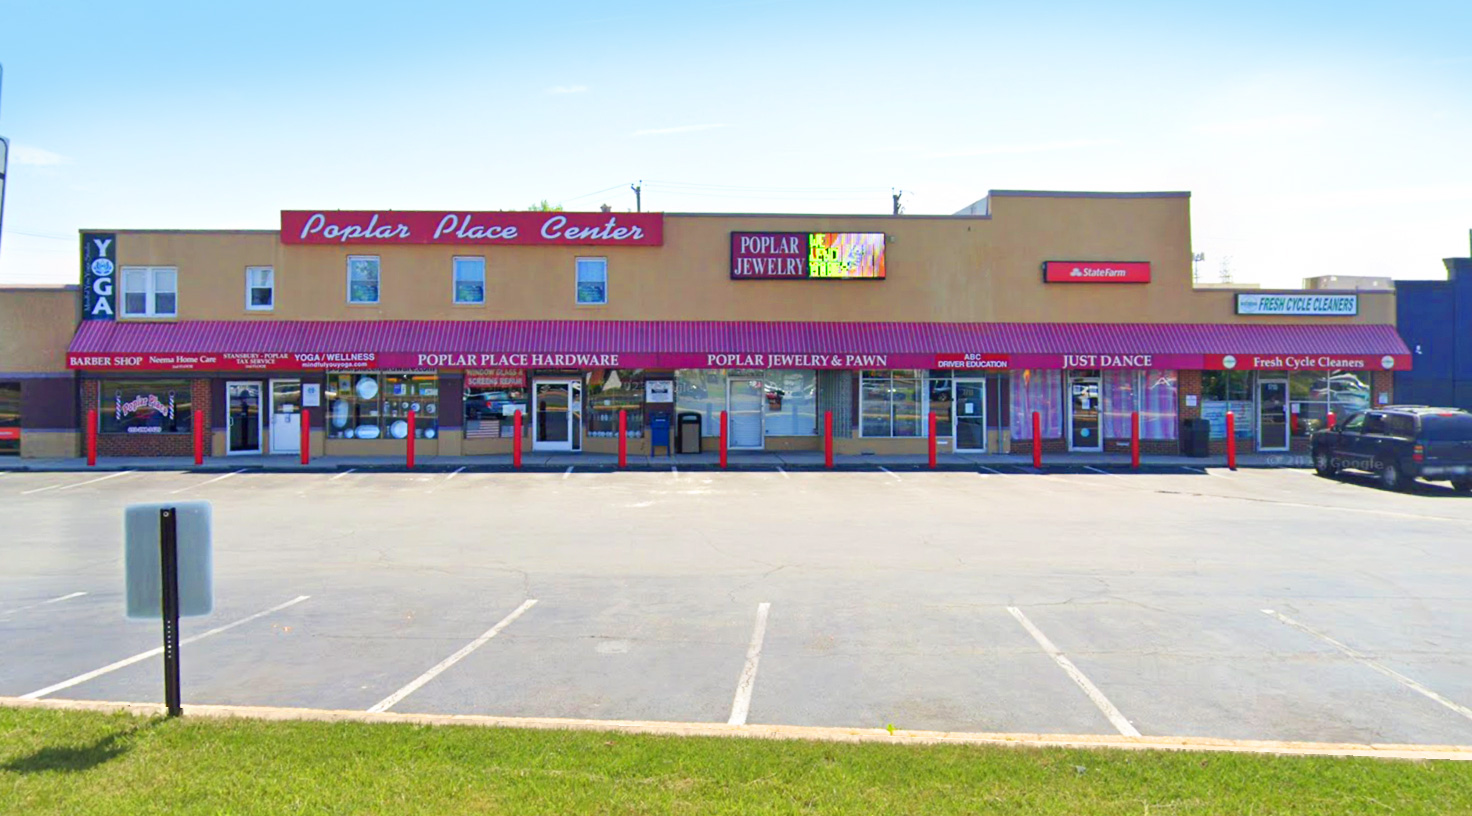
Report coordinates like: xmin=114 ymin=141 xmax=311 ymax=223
xmin=120 ymin=266 xmax=177 ymax=318
xmin=453 ymin=257 xmax=486 ymax=305
xmin=347 ymin=256 xmax=380 ymax=304
xmin=576 ymin=257 xmax=607 ymax=305
xmin=246 ymin=266 xmax=274 ymax=311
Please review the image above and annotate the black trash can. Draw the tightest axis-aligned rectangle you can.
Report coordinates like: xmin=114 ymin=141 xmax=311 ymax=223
xmin=1181 ymin=417 xmax=1210 ymax=458
xmin=677 ymin=412 xmax=703 ymax=454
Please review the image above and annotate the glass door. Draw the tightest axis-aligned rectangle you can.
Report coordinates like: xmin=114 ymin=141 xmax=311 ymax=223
xmin=226 ymin=381 xmax=263 ymax=455
xmin=727 ymin=378 xmax=765 ymax=449
xmin=953 ymin=379 xmax=987 ymax=452
xmin=270 ymin=379 xmax=302 ymax=454
xmin=1257 ymin=377 xmax=1290 ymax=451
xmin=1068 ymin=372 xmax=1102 ymax=451
xmin=534 ymin=379 xmax=582 ymax=452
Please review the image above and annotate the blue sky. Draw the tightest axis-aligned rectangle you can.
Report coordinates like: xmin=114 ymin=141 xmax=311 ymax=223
xmin=1 ymin=0 xmax=1469 ymax=286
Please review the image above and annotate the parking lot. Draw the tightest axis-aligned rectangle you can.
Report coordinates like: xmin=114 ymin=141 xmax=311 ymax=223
xmin=2 ymin=465 xmax=1471 ymax=746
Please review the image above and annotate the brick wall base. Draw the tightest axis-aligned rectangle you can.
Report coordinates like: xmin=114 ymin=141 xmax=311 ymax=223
xmin=85 ymin=379 xmax=212 ymax=457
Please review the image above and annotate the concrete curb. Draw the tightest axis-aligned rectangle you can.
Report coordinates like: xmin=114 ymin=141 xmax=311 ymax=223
xmin=4 ymin=697 xmax=1467 ymax=761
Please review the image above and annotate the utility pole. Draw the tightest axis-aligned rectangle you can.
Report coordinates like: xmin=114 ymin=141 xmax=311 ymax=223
xmin=892 ymin=189 xmax=904 ymax=215
xmin=0 ymin=63 xmax=8 ymax=262
xmin=631 ymin=181 xmax=642 ymax=213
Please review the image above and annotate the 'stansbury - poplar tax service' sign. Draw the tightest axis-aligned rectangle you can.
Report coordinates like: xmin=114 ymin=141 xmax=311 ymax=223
xmin=1236 ymin=293 xmax=1358 ymax=316
xmin=730 ymin=232 xmax=886 ymax=279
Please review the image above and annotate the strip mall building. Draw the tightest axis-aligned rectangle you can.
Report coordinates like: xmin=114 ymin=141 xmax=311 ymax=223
xmin=0 ymin=190 xmax=1412 ymax=459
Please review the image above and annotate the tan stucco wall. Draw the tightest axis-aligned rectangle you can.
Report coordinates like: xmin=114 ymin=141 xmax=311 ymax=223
xmin=0 ymin=287 xmax=80 ymax=372
xmin=95 ymin=194 xmax=1397 ymax=327
xmin=22 ymin=431 xmax=78 ymax=458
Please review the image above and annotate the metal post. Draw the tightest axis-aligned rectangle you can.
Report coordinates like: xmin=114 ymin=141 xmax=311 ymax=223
xmin=1032 ymin=411 xmax=1042 ymax=469
xmin=159 ymin=507 xmax=182 ymax=717
xmin=300 ymin=408 xmax=310 ymax=466
xmin=719 ymin=411 xmax=728 ymax=469
xmin=193 ymin=415 xmax=203 ymax=466
xmin=824 ymin=410 xmax=833 ymax=469
xmin=618 ymin=409 xmax=627 ymax=468
xmin=407 ymin=409 xmax=416 ymax=469
xmin=928 ymin=410 xmax=936 ymax=469
xmin=1131 ymin=411 xmax=1140 ymax=470
xmin=1327 ymin=410 xmax=1337 ymax=432
xmin=513 ymin=409 xmax=523 ymax=469
xmin=87 ymin=408 xmax=98 ymax=466
xmin=1226 ymin=411 xmax=1237 ymax=471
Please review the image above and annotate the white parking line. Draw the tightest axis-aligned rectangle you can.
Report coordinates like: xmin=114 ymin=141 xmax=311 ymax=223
xmin=979 ymin=466 xmax=1004 ymax=476
xmin=57 ymin=471 xmax=135 ymax=491
xmin=1084 ymin=466 xmax=1115 ymax=477
xmin=776 ymin=466 xmax=789 ymax=478
xmin=19 ymin=483 xmax=62 ymax=495
xmin=1 ymin=591 xmax=87 ymax=617
xmin=727 ymin=602 xmax=771 ymax=726
xmin=879 ymin=467 xmax=902 ymax=481
xmin=21 ymin=595 xmax=311 ymax=700
xmin=1007 ymin=606 xmax=1140 ymax=737
xmin=368 ymin=599 xmax=538 ymax=714
xmin=446 ymin=466 xmax=465 ymax=481
xmin=1262 ymin=609 xmax=1472 ymax=724
xmin=329 ymin=468 xmax=358 ymax=481
xmin=671 ymin=466 xmax=678 ymax=478
xmin=171 ymin=469 xmax=245 ymax=494
xmin=562 ymin=466 xmax=574 ymax=479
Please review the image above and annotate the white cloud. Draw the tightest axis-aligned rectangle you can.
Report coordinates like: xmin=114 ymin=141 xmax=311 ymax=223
xmin=10 ymin=145 xmax=70 ymax=166
xmin=924 ymin=139 xmax=1116 ymax=159
xmin=546 ymin=85 xmax=588 ymax=94
xmin=1193 ymin=114 xmax=1323 ymax=137
xmin=633 ymin=123 xmax=729 ymax=136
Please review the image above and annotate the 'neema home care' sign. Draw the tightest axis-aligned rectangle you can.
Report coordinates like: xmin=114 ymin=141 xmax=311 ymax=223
xmin=1235 ymin=293 xmax=1358 ymax=316
xmin=280 ymin=211 xmax=664 ymax=246
xmin=730 ymin=232 xmax=886 ymax=279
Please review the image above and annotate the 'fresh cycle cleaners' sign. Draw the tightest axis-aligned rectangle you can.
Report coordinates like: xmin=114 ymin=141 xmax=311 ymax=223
xmin=1235 ymin=293 xmax=1358 ymax=316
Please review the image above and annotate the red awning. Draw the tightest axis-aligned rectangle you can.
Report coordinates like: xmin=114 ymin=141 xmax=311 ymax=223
xmin=66 ymin=320 xmax=1412 ymax=372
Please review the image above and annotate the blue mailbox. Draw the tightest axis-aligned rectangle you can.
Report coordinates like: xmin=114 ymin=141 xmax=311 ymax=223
xmin=650 ymin=414 xmax=672 ymax=456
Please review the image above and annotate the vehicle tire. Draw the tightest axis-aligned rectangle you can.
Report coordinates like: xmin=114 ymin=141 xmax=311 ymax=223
xmin=1379 ymin=459 xmax=1408 ymax=491
xmin=1313 ymin=450 xmax=1337 ymax=477
xmin=1452 ymin=478 xmax=1472 ymax=493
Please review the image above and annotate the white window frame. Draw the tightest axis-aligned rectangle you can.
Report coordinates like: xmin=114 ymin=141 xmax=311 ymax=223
xmin=347 ymin=255 xmax=381 ymax=305
xmin=245 ymin=266 xmax=275 ymax=312
xmin=119 ymin=266 xmax=178 ymax=318
xmin=575 ymin=257 xmax=608 ymax=306
xmin=452 ymin=256 xmax=486 ymax=305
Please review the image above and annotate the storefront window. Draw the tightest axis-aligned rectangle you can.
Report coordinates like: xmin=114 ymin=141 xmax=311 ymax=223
xmin=1009 ymin=370 xmax=1062 ymax=439
xmin=927 ymin=373 xmax=953 ymax=437
xmin=587 ymin=369 xmax=645 ymax=437
xmin=676 ymin=370 xmax=726 ymax=435
xmin=0 ymin=381 xmax=19 ymax=455
xmin=860 ymin=370 xmax=922 ymax=437
xmin=100 ymin=380 xmax=193 ymax=434
xmin=326 ymin=372 xmax=440 ymax=439
xmin=760 ymin=370 xmax=816 ymax=436
xmin=1101 ymin=370 xmax=1178 ymax=440
xmin=1200 ymin=371 xmax=1253 ymax=440
xmin=1289 ymin=370 xmax=1371 ymax=437
xmin=464 ymin=370 xmax=528 ymax=439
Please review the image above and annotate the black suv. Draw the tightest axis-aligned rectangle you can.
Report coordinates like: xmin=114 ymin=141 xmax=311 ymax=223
xmin=1311 ymin=406 xmax=1472 ymax=491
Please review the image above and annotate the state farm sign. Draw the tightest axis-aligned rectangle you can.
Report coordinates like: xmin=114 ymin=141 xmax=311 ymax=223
xmin=280 ymin=211 xmax=664 ymax=246
xmin=1043 ymin=261 xmax=1151 ymax=284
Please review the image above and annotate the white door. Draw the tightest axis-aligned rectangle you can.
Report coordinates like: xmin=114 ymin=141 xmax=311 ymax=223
xmin=226 ymin=381 xmax=263 ymax=455
xmin=953 ymin=379 xmax=987 ymax=452
xmin=727 ymin=378 xmax=765 ymax=449
xmin=270 ymin=379 xmax=301 ymax=454
xmin=533 ymin=379 xmax=583 ymax=452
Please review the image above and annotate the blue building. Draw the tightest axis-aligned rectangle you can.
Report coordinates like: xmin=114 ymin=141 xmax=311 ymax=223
xmin=1396 ymin=231 xmax=1472 ymax=410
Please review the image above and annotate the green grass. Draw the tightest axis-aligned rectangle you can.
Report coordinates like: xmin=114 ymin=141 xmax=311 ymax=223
xmin=2 ymin=707 xmax=1470 ymax=815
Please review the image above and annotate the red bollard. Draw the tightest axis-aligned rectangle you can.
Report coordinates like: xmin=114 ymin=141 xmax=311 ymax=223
xmin=513 ymin=409 xmax=523 ymax=469
xmin=618 ymin=409 xmax=627 ymax=469
xmin=1326 ymin=410 xmax=1337 ymax=431
xmin=824 ymin=410 xmax=834 ymax=469
xmin=928 ymin=410 xmax=937 ymax=469
xmin=86 ymin=408 xmax=97 ymax=467
xmin=193 ymin=413 xmax=204 ymax=466
xmin=1226 ymin=411 xmax=1237 ymax=471
xmin=720 ymin=410 xmax=728 ymax=469
xmin=1131 ymin=410 xmax=1140 ymax=470
xmin=406 ymin=409 xmax=416 ymax=469
xmin=300 ymin=408 xmax=310 ymax=466
xmin=1032 ymin=410 xmax=1042 ymax=469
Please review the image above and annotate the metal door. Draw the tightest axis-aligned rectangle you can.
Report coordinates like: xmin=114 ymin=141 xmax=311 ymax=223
xmin=1068 ymin=375 xmax=1102 ymax=451
xmin=1257 ymin=378 xmax=1290 ymax=451
xmin=953 ymin=379 xmax=987 ymax=452
xmin=226 ymin=381 xmax=262 ymax=455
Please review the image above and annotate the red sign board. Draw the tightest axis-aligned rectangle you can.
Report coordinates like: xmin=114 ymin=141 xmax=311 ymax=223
xmin=730 ymin=232 xmax=886 ymax=279
xmin=280 ymin=211 xmax=664 ymax=246
xmin=1204 ymin=354 xmax=1410 ymax=371
xmin=0 ymin=428 xmax=19 ymax=441
xmin=1043 ymin=261 xmax=1151 ymax=284
xmin=934 ymin=353 xmax=1012 ymax=370
xmin=730 ymin=233 xmax=808 ymax=279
